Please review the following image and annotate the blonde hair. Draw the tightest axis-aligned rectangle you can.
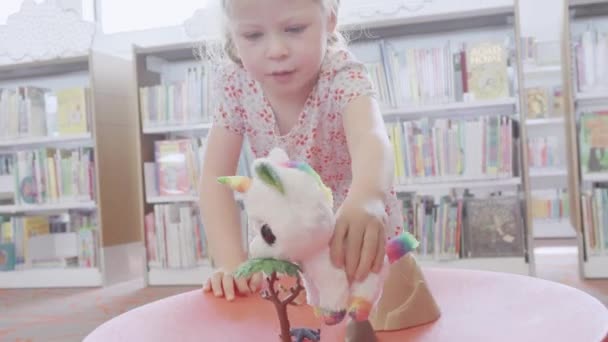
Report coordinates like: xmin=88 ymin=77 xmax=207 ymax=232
xmin=219 ymin=0 xmax=347 ymax=66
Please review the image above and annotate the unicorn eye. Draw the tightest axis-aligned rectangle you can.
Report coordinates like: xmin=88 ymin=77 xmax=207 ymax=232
xmin=261 ymin=224 xmax=276 ymax=246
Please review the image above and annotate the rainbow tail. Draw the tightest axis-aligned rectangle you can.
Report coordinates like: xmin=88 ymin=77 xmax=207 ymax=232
xmin=386 ymin=231 xmax=419 ymax=263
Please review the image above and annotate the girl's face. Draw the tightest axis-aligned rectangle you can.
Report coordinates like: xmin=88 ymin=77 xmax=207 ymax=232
xmin=227 ymin=0 xmax=336 ymax=97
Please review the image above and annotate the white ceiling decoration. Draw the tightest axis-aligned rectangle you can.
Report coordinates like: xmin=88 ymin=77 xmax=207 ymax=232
xmin=0 ymin=0 xmax=96 ymax=63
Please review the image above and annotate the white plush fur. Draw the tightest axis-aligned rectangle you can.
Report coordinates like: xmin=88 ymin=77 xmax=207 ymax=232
xmin=237 ymin=148 xmax=390 ymax=322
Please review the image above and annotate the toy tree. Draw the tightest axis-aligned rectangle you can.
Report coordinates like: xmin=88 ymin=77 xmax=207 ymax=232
xmin=235 ymin=258 xmax=321 ymax=342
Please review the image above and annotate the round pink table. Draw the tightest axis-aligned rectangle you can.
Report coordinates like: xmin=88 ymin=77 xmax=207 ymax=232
xmin=85 ymin=268 xmax=608 ymax=342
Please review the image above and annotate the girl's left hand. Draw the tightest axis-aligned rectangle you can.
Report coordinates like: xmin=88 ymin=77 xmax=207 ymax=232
xmin=330 ymin=195 xmax=387 ymax=283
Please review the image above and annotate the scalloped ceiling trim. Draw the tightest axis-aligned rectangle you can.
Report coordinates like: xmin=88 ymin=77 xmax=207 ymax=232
xmin=340 ymin=0 xmax=434 ymax=19
xmin=0 ymin=0 xmax=96 ymax=62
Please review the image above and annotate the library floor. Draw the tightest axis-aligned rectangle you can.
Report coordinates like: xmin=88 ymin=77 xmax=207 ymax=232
xmin=1 ymin=240 xmax=607 ymax=342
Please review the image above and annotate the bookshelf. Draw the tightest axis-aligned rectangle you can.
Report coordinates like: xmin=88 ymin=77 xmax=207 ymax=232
xmin=133 ymin=42 xmax=251 ymax=286
xmin=518 ymin=35 xmax=575 ymax=239
xmin=562 ymin=0 xmax=608 ymax=278
xmin=0 ymin=51 xmax=143 ymax=288
xmin=340 ymin=0 xmax=535 ymax=276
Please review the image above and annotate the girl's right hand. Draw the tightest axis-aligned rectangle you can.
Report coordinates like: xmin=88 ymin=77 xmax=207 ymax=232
xmin=203 ymin=269 xmax=263 ymax=301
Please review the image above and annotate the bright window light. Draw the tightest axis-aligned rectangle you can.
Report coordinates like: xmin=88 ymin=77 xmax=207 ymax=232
xmin=99 ymin=0 xmax=209 ymax=34
xmin=0 ymin=0 xmax=25 ymax=25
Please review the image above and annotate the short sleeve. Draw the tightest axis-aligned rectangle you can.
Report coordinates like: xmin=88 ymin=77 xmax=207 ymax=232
xmin=210 ymin=64 xmax=246 ymax=135
xmin=329 ymin=49 xmax=377 ymax=112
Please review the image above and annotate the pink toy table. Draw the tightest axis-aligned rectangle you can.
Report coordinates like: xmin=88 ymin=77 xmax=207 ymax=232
xmin=85 ymin=268 xmax=608 ymax=342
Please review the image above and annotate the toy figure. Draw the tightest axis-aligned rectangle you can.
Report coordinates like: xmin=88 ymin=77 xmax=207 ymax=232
xmin=221 ymin=147 xmax=420 ymax=341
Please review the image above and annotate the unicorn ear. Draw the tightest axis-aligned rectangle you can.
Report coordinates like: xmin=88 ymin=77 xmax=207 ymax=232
xmin=254 ymin=161 xmax=284 ymax=194
xmin=268 ymin=147 xmax=289 ymax=163
xmin=217 ymin=176 xmax=252 ymax=193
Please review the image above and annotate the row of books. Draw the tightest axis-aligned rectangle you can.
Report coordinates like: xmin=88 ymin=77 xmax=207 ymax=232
xmin=1 ymin=147 xmax=96 ymax=206
xmin=145 ymin=203 xmax=206 ymax=269
xmin=527 ymin=136 xmax=562 ymax=169
xmin=0 ymin=86 xmax=91 ymax=141
xmin=531 ymin=189 xmax=570 ymax=221
xmin=144 ymin=202 xmax=248 ymax=270
xmin=0 ymin=212 xmax=97 ymax=270
xmin=579 ymin=111 xmax=608 ymax=174
xmin=359 ymin=38 xmax=513 ymax=109
xmin=573 ymin=25 xmax=608 ymax=94
xmin=139 ymin=65 xmax=211 ymax=129
xmin=525 ymin=86 xmax=564 ymax=119
xmin=399 ymin=192 xmax=525 ymax=260
xmin=582 ymin=185 xmax=608 ymax=256
xmin=387 ymin=115 xmax=517 ymax=184
xmin=145 ymin=137 xmax=252 ymax=198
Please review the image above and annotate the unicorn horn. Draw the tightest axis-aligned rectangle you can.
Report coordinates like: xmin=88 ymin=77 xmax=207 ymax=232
xmin=217 ymin=176 xmax=252 ymax=193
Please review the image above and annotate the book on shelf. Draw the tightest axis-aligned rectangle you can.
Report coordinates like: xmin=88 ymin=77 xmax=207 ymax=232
xmin=531 ymin=189 xmax=569 ymax=220
xmin=581 ymin=184 xmax=608 ymax=257
xmin=0 ymin=212 xmax=98 ymax=270
xmin=398 ymin=192 xmax=525 ymax=261
xmin=527 ymin=136 xmax=562 ymax=169
xmin=572 ymin=24 xmax=608 ymax=95
xmin=525 ymin=86 xmax=564 ymax=119
xmin=0 ymin=86 xmax=91 ymax=141
xmin=400 ymin=192 xmax=463 ymax=261
xmin=145 ymin=203 xmax=205 ymax=270
xmin=0 ymin=242 xmax=15 ymax=271
xmin=387 ymin=114 xmax=518 ymax=185
xmin=144 ymin=202 xmax=248 ymax=270
xmin=146 ymin=137 xmax=252 ymax=199
xmin=139 ymin=65 xmax=211 ymax=129
xmin=461 ymin=195 xmax=526 ymax=259
xmin=357 ymin=37 xmax=515 ymax=111
xmin=579 ymin=111 xmax=608 ymax=174
xmin=3 ymin=147 xmax=96 ymax=206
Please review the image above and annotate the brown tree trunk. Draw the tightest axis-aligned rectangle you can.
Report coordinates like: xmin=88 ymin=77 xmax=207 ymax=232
xmin=264 ymin=271 xmax=305 ymax=342
xmin=276 ymin=303 xmax=292 ymax=342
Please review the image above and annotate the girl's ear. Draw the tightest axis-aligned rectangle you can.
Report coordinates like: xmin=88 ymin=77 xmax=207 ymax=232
xmin=217 ymin=176 xmax=252 ymax=193
xmin=255 ymin=162 xmax=284 ymax=194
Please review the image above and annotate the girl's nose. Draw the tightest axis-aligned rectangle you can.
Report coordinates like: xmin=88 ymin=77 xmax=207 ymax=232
xmin=266 ymin=35 xmax=289 ymax=60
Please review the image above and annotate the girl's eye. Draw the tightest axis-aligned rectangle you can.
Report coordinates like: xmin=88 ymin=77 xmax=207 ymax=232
xmin=286 ymin=25 xmax=306 ymax=34
xmin=243 ymin=32 xmax=262 ymax=40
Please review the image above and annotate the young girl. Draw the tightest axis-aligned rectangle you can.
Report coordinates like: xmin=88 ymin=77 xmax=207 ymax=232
xmin=200 ymin=0 xmax=404 ymax=302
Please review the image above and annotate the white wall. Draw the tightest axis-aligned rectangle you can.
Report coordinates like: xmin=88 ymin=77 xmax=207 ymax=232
xmin=518 ymin=0 xmax=564 ymax=42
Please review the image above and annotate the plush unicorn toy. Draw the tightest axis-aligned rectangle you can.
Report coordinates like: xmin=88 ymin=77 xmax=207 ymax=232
xmin=218 ymin=147 xmax=418 ymax=326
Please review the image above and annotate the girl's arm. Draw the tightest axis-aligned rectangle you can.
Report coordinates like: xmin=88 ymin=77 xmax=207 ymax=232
xmin=199 ymin=125 xmax=248 ymax=271
xmin=331 ymin=94 xmax=394 ymax=281
xmin=342 ymin=95 xmax=394 ymax=201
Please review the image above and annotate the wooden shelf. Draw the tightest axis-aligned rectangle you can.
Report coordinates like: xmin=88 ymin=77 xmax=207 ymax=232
xmin=522 ymin=65 xmax=562 ymax=76
xmin=382 ymin=98 xmax=518 ymax=121
xmin=582 ymin=172 xmax=608 ymax=183
xmin=575 ymin=92 xmax=608 ymax=107
xmin=0 ymin=133 xmax=94 ymax=150
xmin=562 ymin=0 xmax=608 ymax=278
xmin=142 ymin=122 xmax=212 ymax=135
xmin=532 ymin=219 xmax=576 ymax=239
xmin=529 ymin=168 xmax=568 ymax=178
xmin=0 ymin=267 xmax=103 ymax=289
xmin=147 ymin=195 xmax=199 ymax=204
xmin=0 ymin=201 xmax=96 ymax=214
xmin=526 ymin=117 xmax=565 ymax=126
xmin=396 ymin=177 xmax=521 ymax=192
xmin=583 ymin=255 xmax=608 ymax=279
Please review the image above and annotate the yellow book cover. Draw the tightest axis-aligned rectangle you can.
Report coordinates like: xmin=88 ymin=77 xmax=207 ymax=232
xmin=56 ymin=87 xmax=89 ymax=136
xmin=466 ymin=42 xmax=509 ymax=101
xmin=23 ymin=216 xmax=50 ymax=262
xmin=525 ymin=87 xmax=549 ymax=119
